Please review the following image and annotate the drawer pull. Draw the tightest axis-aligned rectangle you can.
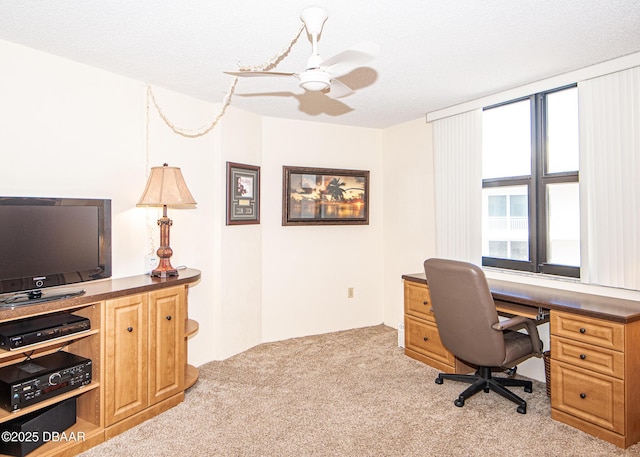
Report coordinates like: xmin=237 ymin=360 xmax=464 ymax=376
xmin=423 ymin=337 xmax=429 ymax=342
xmin=127 ymin=326 xmax=133 ymax=332
xmin=579 ymin=354 xmax=587 ymax=360
xmin=580 ymin=393 xmax=587 ymax=399
xmin=579 ymin=328 xmax=586 ymax=334
xmin=166 ymin=315 xmax=172 ymax=321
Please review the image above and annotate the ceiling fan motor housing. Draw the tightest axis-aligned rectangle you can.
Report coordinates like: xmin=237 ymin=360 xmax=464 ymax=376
xmin=299 ymin=69 xmax=331 ymax=91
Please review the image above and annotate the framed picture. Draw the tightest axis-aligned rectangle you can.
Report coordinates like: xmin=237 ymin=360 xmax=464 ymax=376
xmin=282 ymin=166 xmax=369 ymax=226
xmin=226 ymin=162 xmax=260 ymax=225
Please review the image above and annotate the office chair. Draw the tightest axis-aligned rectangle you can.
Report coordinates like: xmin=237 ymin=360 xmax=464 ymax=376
xmin=423 ymin=258 xmax=543 ymax=414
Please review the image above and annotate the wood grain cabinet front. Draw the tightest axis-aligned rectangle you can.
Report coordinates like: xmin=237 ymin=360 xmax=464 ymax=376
xmin=403 ymin=280 xmax=471 ymax=373
xmin=104 ymin=285 xmax=188 ymax=437
xmin=550 ymin=310 xmax=640 ymax=448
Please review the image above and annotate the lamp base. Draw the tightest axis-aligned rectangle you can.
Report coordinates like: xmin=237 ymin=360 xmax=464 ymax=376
xmin=152 ymin=214 xmax=178 ymax=278
xmin=150 ymin=266 xmax=179 ymax=278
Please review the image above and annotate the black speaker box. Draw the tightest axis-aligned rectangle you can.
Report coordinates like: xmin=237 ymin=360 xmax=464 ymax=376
xmin=0 ymin=397 xmax=76 ymax=457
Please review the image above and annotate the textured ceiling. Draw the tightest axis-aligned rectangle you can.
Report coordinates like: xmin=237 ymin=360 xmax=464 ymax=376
xmin=1 ymin=1 xmax=640 ymax=128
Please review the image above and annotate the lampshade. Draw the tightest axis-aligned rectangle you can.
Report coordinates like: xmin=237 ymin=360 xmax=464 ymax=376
xmin=137 ymin=163 xmax=196 ymax=207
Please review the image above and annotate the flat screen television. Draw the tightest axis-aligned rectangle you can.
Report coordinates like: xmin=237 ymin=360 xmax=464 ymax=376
xmin=0 ymin=197 xmax=112 ymax=305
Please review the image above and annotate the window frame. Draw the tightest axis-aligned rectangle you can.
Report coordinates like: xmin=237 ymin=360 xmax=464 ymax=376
xmin=482 ymin=84 xmax=580 ymax=278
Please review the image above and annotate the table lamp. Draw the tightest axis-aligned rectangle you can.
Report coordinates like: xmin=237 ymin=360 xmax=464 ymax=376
xmin=137 ymin=163 xmax=197 ymax=277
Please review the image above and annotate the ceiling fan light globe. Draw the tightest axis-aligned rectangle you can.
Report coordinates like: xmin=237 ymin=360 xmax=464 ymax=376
xmin=299 ymin=70 xmax=331 ymax=92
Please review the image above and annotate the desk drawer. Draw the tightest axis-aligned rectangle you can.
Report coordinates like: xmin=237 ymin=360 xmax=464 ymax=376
xmin=551 ymin=311 xmax=624 ymax=351
xmin=405 ymin=315 xmax=454 ymax=366
xmin=404 ymin=281 xmax=435 ymax=322
xmin=552 ymin=336 xmax=624 ymax=379
xmin=551 ymin=360 xmax=624 ymax=434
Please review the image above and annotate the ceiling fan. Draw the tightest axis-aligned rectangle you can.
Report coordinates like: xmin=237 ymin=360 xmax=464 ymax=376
xmin=224 ymin=6 xmax=379 ymax=99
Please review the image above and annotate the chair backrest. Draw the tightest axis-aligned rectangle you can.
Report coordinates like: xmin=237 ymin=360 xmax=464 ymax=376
xmin=423 ymin=258 xmax=506 ymax=367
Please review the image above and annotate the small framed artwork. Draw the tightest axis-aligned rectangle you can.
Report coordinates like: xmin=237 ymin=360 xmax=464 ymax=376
xmin=282 ymin=166 xmax=369 ymax=226
xmin=226 ymin=162 xmax=260 ymax=225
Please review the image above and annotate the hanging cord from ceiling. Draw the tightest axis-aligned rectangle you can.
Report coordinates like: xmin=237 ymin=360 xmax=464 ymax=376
xmin=146 ymin=23 xmax=305 ymax=138
xmin=142 ymin=23 xmax=305 ymax=255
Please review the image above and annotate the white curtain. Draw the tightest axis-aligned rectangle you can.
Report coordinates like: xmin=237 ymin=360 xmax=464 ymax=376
xmin=432 ymin=109 xmax=483 ymax=264
xmin=579 ymin=66 xmax=640 ymax=289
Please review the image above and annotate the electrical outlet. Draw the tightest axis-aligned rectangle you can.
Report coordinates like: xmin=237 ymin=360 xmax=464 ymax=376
xmin=347 ymin=287 xmax=354 ymax=298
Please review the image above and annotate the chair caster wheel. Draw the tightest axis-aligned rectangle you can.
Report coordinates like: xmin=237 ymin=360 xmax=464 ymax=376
xmin=506 ymin=367 xmax=517 ymax=377
xmin=454 ymin=398 xmax=465 ymax=407
xmin=483 ymin=387 xmax=490 ymax=393
xmin=517 ymin=405 xmax=527 ymax=414
xmin=435 ymin=377 xmax=443 ymax=385
xmin=524 ymin=385 xmax=533 ymax=393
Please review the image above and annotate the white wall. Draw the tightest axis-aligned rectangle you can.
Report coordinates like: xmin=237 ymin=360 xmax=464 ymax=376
xmin=382 ymin=119 xmax=437 ymax=329
xmin=260 ymin=117 xmax=385 ymax=341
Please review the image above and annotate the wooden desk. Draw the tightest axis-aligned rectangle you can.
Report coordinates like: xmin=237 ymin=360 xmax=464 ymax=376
xmin=402 ymin=272 xmax=640 ymax=449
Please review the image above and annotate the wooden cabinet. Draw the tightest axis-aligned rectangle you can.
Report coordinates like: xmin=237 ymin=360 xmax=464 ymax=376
xmin=0 ymin=269 xmax=200 ymax=456
xmin=148 ymin=287 xmax=184 ymax=405
xmin=403 ymin=280 xmax=471 ymax=373
xmin=550 ymin=310 xmax=640 ymax=448
xmin=104 ymin=286 xmax=187 ymax=437
xmin=104 ymin=293 xmax=149 ymax=426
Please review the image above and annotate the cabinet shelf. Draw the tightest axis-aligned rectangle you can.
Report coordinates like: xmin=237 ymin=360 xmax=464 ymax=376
xmin=185 ymin=364 xmax=199 ymax=390
xmin=0 ymin=382 xmax=99 ymax=424
xmin=185 ymin=319 xmax=199 ymax=339
xmin=0 ymin=417 xmax=104 ymax=457
xmin=0 ymin=329 xmax=99 ymax=363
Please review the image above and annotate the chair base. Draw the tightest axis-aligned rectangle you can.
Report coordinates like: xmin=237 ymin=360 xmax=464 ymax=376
xmin=435 ymin=366 xmax=532 ymax=414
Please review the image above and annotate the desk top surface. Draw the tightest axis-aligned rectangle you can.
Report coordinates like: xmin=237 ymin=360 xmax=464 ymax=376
xmin=403 ymin=272 xmax=640 ymax=324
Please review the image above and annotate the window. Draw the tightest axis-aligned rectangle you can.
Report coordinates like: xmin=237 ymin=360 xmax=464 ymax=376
xmin=481 ymin=85 xmax=580 ymax=277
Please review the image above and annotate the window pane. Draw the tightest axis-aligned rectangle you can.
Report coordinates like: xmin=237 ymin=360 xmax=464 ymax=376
xmin=510 ymin=195 xmax=527 ymax=217
xmin=547 ymin=182 xmax=580 ymax=266
xmin=483 ymin=99 xmax=531 ymax=179
xmin=510 ymin=241 xmax=529 ymax=261
xmin=547 ymin=88 xmax=579 ymax=173
xmin=488 ymin=195 xmax=506 ymax=217
xmin=482 ymin=186 xmax=529 ymax=261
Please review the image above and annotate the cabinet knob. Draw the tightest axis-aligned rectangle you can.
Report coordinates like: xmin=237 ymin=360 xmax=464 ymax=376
xmin=422 ymin=300 xmax=429 ymax=305
xmin=166 ymin=315 xmax=172 ymax=321
xmin=423 ymin=336 xmax=429 ymax=342
xmin=579 ymin=328 xmax=586 ymax=334
xmin=580 ymin=393 xmax=587 ymax=399
xmin=580 ymin=354 xmax=587 ymax=360
xmin=127 ymin=327 xmax=133 ymax=332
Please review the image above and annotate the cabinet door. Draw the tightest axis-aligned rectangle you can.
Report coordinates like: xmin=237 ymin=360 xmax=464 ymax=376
xmin=148 ymin=286 xmax=185 ymax=405
xmin=105 ymin=294 xmax=149 ymax=426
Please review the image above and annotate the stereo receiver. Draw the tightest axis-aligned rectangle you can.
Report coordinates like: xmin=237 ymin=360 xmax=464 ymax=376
xmin=0 ymin=351 xmax=92 ymax=411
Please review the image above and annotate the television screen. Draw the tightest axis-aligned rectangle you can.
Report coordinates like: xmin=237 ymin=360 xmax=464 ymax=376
xmin=0 ymin=197 xmax=112 ymax=298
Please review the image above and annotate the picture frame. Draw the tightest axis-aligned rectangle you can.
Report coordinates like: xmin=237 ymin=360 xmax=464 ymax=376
xmin=282 ymin=166 xmax=369 ymax=226
xmin=226 ymin=162 xmax=260 ymax=225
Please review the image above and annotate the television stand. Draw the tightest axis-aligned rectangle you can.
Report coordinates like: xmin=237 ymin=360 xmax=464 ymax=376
xmin=0 ymin=288 xmax=85 ymax=308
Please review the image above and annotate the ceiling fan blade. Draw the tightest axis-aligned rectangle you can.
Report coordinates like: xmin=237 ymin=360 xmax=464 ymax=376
xmin=224 ymin=71 xmax=296 ymax=78
xmin=321 ymin=41 xmax=380 ymax=78
xmin=325 ymin=78 xmax=355 ymax=99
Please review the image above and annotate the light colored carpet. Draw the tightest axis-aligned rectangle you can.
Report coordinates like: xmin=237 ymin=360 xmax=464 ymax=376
xmin=80 ymin=325 xmax=640 ymax=456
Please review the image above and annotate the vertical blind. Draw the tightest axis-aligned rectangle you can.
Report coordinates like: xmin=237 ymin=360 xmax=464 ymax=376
xmin=579 ymin=66 xmax=640 ymax=289
xmin=432 ymin=66 xmax=640 ymax=290
xmin=432 ymin=109 xmax=482 ymax=264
